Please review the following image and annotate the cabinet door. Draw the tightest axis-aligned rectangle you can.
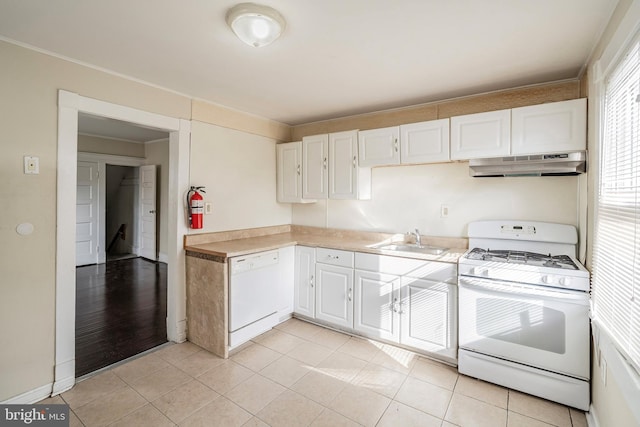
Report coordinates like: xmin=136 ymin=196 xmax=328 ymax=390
xmin=400 ymin=119 xmax=450 ymax=164
xmin=276 ymin=142 xmax=304 ymax=203
xmin=354 ymin=270 xmax=400 ymax=342
xmin=329 ymin=130 xmax=359 ymax=200
xmin=358 ymin=126 xmax=400 ymax=167
xmin=400 ymin=277 xmax=457 ymax=359
xmin=315 ymin=263 xmax=354 ymax=329
xmin=302 ymin=134 xmax=328 ymax=199
xmin=294 ymin=246 xmax=316 ymax=318
xmin=511 ymin=98 xmax=586 ymax=155
xmin=450 ymin=109 xmax=511 ymax=160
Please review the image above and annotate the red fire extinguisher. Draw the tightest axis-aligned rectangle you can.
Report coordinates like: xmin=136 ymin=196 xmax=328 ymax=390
xmin=187 ymin=186 xmax=206 ymax=229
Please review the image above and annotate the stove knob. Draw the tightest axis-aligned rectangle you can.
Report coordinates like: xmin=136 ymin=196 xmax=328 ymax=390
xmin=559 ymin=277 xmax=567 ymax=286
xmin=473 ymin=267 xmax=489 ymax=276
xmin=542 ymin=275 xmax=551 ymax=284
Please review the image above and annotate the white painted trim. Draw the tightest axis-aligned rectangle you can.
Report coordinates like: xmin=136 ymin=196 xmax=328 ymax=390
xmin=591 ymin=320 xmax=640 ymax=425
xmin=158 ymin=252 xmax=169 ymax=263
xmin=77 ymin=152 xmax=145 ymax=166
xmin=586 ymin=404 xmax=600 ymax=427
xmin=55 ymin=90 xmax=189 ymax=394
xmin=77 ymin=153 xmax=146 ymax=264
xmin=166 ymin=119 xmax=191 ymax=343
xmin=1 ymin=383 xmax=54 ymax=405
xmin=597 ymin=1 xmax=640 ymax=80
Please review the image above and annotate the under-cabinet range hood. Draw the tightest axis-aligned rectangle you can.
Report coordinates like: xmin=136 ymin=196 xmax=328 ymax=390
xmin=469 ymin=151 xmax=587 ymax=177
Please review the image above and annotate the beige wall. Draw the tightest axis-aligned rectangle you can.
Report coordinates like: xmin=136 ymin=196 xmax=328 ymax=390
xmin=145 ymin=139 xmax=170 ymax=258
xmin=189 ymin=121 xmax=291 ymax=233
xmin=0 ymin=39 xmax=293 ymax=402
xmin=0 ymin=40 xmax=191 ymax=401
xmin=293 ymin=163 xmax=579 ymax=238
xmin=78 ymin=134 xmax=145 ymax=157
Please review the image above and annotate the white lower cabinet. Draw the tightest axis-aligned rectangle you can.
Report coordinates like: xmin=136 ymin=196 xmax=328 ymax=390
xmin=292 ymin=247 xmax=457 ymax=361
xmin=314 ymin=248 xmax=355 ymax=329
xmin=354 ymin=252 xmax=457 ymax=360
xmin=354 ymin=270 xmax=401 ymax=342
xmin=400 ymin=276 xmax=457 ymax=359
xmin=315 ymin=263 xmax=354 ymax=329
xmin=294 ymin=246 xmax=316 ymax=318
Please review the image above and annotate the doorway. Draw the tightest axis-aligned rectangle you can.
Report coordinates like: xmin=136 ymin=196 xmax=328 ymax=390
xmin=55 ymin=90 xmax=191 ymax=394
xmin=74 ymin=126 xmax=169 ymax=376
xmin=106 ymin=165 xmax=138 ymax=261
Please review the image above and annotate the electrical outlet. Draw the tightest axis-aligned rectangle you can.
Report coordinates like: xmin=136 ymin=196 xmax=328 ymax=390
xmin=205 ymin=202 xmax=213 ymax=214
xmin=24 ymin=156 xmax=39 ymax=174
xmin=440 ymin=204 xmax=450 ymax=218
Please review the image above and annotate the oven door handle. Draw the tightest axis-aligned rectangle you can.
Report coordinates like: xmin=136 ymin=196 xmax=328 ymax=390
xmin=459 ymin=277 xmax=590 ymax=304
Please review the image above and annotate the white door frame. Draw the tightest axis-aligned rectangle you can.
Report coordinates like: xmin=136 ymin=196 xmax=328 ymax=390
xmin=55 ymin=90 xmax=190 ymax=395
xmin=77 ymin=152 xmax=146 ymax=265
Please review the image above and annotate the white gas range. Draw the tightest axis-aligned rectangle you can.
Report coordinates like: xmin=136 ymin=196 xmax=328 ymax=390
xmin=458 ymin=220 xmax=591 ymax=410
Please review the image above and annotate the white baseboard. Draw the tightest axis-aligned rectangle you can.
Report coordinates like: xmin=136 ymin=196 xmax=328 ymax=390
xmin=168 ymin=318 xmax=187 ymax=343
xmin=586 ymin=404 xmax=600 ymax=427
xmin=1 ymin=383 xmax=53 ymax=404
xmin=158 ymin=252 xmax=168 ymax=263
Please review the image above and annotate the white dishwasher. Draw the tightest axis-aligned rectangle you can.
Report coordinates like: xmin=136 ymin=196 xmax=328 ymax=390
xmin=229 ymin=250 xmax=281 ymax=347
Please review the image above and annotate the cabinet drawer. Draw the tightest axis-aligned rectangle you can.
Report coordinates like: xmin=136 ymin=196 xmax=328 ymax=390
xmin=316 ymin=248 xmax=354 ymax=268
xmin=355 ymin=252 xmax=427 ymax=275
xmin=355 ymin=252 xmax=456 ymax=283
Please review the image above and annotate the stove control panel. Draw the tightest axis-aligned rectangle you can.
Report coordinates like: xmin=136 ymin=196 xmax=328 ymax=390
xmin=500 ymin=225 xmax=536 ymax=236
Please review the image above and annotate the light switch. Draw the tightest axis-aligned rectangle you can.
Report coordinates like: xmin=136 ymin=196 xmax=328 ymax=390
xmin=205 ymin=202 xmax=213 ymax=214
xmin=440 ymin=204 xmax=450 ymax=218
xmin=24 ymin=156 xmax=39 ymax=174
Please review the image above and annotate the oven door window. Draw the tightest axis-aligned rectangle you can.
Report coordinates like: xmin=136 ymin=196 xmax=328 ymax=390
xmin=476 ymin=298 xmax=565 ymax=354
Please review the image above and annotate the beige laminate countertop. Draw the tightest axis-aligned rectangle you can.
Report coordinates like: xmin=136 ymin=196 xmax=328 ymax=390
xmin=184 ymin=229 xmax=467 ymax=264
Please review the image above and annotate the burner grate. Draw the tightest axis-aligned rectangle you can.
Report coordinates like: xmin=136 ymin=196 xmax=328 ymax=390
xmin=466 ymin=248 xmax=578 ymax=270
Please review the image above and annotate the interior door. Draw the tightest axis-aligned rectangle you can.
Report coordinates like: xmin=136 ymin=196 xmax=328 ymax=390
xmin=76 ymin=161 xmax=99 ymax=266
xmin=138 ymin=165 xmax=157 ymax=260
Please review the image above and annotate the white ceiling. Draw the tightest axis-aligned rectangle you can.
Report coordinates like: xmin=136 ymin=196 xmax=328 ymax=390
xmin=0 ymin=0 xmax=618 ymax=126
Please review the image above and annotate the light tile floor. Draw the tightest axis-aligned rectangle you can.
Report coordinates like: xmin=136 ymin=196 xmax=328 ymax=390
xmin=39 ymin=318 xmax=589 ymax=427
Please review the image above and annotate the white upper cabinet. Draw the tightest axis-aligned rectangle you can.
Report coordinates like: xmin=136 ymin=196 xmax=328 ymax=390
xmin=400 ymin=119 xmax=450 ymax=164
xmin=511 ymin=98 xmax=586 ymax=156
xmin=358 ymin=126 xmax=401 ymax=167
xmin=450 ymin=109 xmax=511 ymax=160
xmin=277 ymin=141 xmax=315 ymax=203
xmin=302 ymin=134 xmax=329 ymax=199
xmin=329 ymin=130 xmax=370 ymax=200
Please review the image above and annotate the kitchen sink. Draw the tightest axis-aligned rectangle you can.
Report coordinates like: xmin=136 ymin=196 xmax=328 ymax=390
xmin=371 ymin=242 xmax=448 ymax=255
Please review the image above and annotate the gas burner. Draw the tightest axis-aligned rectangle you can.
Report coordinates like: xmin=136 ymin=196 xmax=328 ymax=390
xmin=466 ymin=248 xmax=579 ymax=270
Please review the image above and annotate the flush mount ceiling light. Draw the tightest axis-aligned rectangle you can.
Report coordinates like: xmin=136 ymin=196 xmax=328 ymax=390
xmin=226 ymin=3 xmax=286 ymax=47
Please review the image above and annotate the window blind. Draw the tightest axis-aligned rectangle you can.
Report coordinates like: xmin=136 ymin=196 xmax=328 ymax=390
xmin=592 ymin=35 xmax=640 ymax=373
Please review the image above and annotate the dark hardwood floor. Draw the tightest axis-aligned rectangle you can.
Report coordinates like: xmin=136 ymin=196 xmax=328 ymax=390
xmin=75 ymin=257 xmax=167 ymax=377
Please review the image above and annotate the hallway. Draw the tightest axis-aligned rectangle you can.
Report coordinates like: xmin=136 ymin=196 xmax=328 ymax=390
xmin=75 ymin=257 xmax=167 ymax=377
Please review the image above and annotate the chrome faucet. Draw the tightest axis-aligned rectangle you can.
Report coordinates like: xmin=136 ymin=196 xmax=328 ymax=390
xmin=411 ymin=229 xmax=422 ymax=247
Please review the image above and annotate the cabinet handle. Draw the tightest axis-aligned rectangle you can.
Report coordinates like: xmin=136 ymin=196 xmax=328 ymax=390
xmin=323 ymin=157 xmax=328 ymax=170
xmin=348 ymin=288 xmax=352 ymax=302
xmin=310 ymin=275 xmax=314 ymax=288
xmin=297 ymin=164 xmax=301 ymax=175
xmin=353 ymin=156 xmax=357 ymax=168
xmin=394 ymin=138 xmax=399 ymax=152
xmin=390 ymin=298 xmax=397 ymax=313
xmin=397 ymin=300 xmax=404 ymax=314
